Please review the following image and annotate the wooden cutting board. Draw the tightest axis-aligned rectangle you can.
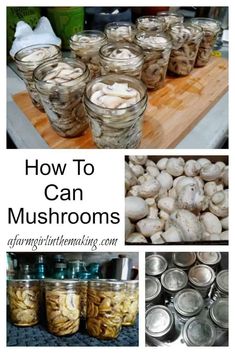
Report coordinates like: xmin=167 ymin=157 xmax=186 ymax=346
xmin=12 ymin=56 xmax=228 ymax=149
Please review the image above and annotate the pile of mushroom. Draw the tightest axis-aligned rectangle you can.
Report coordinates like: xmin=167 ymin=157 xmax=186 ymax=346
xmin=125 ymin=156 xmax=228 ymax=243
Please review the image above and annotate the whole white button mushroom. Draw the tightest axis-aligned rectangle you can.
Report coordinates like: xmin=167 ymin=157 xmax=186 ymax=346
xmin=156 ymin=158 xmax=168 ymax=170
xmin=200 ymin=212 xmax=222 ymax=235
xmin=125 ymin=196 xmax=148 ymax=221
xmin=136 ymin=218 xmax=164 ymax=237
xmin=166 ymin=157 xmax=185 ymax=177
xmin=169 ymin=209 xmax=203 ymax=241
xmin=157 ymin=171 xmax=173 ymax=191
xmin=158 ymin=197 xmax=176 ymax=214
xmin=200 ymin=163 xmax=221 ymax=181
xmin=126 ymin=232 xmax=148 ymax=243
xmin=184 ymin=160 xmax=201 ymax=176
xmin=129 ymin=155 xmax=148 ymax=165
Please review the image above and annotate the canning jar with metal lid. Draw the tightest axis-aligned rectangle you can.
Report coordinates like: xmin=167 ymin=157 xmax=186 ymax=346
xmin=145 ymin=276 xmax=162 ymax=307
xmin=87 ymin=279 xmax=125 ymax=339
xmin=99 ymin=42 xmax=144 ymax=79
xmin=172 ymin=252 xmax=196 ymax=271
xmin=197 ymin=252 xmax=221 ymax=269
xmin=14 ymin=44 xmax=61 ymax=110
xmin=168 ymin=23 xmax=203 ymax=76
xmin=161 ymin=267 xmax=188 ymax=298
xmin=182 ymin=316 xmax=216 ymax=346
xmin=7 ymin=279 xmax=40 ymax=326
xmin=145 ymin=305 xmax=175 ymax=340
xmin=173 ymin=288 xmax=204 ymax=322
xmin=136 ymin=16 xmax=165 ymax=33
xmin=44 ymin=279 xmax=80 ymax=336
xmin=145 ymin=254 xmax=168 ymax=277
xmin=105 ymin=22 xmax=137 ymax=43
xmin=122 ymin=280 xmax=139 ymax=326
xmin=157 ymin=11 xmax=184 ymax=30
xmin=190 ymin=18 xmax=221 ymax=67
xmin=34 ymin=58 xmax=90 ymax=138
xmin=84 ymin=74 xmax=147 ymax=149
xmin=209 ymin=298 xmax=228 ymax=330
xmin=211 ymin=270 xmax=228 ymax=300
xmin=70 ymin=30 xmax=107 ymax=79
xmin=188 ymin=264 xmax=215 ymax=298
xmin=135 ymin=32 xmax=172 ymax=90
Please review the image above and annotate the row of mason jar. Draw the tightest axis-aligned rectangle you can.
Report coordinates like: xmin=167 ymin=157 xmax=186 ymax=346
xmin=145 ymin=254 xmax=228 ymax=346
xmin=7 ymin=278 xmax=138 ymax=339
xmin=13 ymin=14 xmax=221 ymax=148
xmin=145 ymin=253 xmax=228 ymax=302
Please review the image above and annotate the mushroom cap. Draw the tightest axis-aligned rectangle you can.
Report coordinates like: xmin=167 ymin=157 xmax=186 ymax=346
xmin=200 ymin=163 xmax=221 ymax=181
xmin=125 ymin=196 xmax=148 ymax=220
xmin=166 ymin=157 xmax=185 ymax=177
xmin=169 ymin=209 xmax=202 ymax=241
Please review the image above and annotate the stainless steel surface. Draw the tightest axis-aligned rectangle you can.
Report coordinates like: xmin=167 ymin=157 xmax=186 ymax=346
xmin=145 ymin=305 xmax=174 ymax=339
xmin=210 ymin=298 xmax=228 ymax=329
xmin=161 ymin=268 xmax=188 ymax=294
xmin=145 ymin=277 xmax=162 ymax=304
xmin=146 ymin=255 xmax=168 ymax=276
xmin=197 ymin=252 xmax=221 ymax=267
xmin=172 ymin=252 xmax=196 ymax=270
xmin=174 ymin=288 xmax=204 ymax=318
xmin=183 ymin=317 xmax=216 ymax=346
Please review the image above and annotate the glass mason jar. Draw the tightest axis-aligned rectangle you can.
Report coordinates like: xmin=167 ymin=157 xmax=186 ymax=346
xmin=188 ymin=264 xmax=215 ymax=298
xmin=211 ymin=270 xmax=228 ymax=300
xmin=34 ymin=58 xmax=90 ymax=138
xmin=161 ymin=268 xmax=188 ymax=300
xmin=136 ymin=16 xmax=165 ymax=33
xmin=87 ymin=280 xmax=125 ymax=339
xmin=84 ymin=74 xmax=147 ymax=149
xmin=172 ymin=252 xmax=196 ymax=271
xmin=182 ymin=317 xmax=216 ymax=346
xmin=190 ymin=18 xmax=221 ymax=67
xmin=44 ymin=279 xmax=80 ymax=336
xmin=145 ymin=276 xmax=162 ymax=308
xmin=7 ymin=279 xmax=40 ymax=326
xmin=196 ymin=252 xmax=221 ymax=269
xmin=145 ymin=305 xmax=175 ymax=341
xmin=135 ymin=32 xmax=172 ymax=90
xmin=14 ymin=44 xmax=61 ymax=110
xmin=157 ymin=11 xmax=184 ymax=30
xmin=145 ymin=254 xmax=168 ymax=277
xmin=173 ymin=288 xmax=204 ymax=322
xmin=168 ymin=24 xmax=203 ymax=76
xmin=70 ymin=30 xmax=107 ymax=79
xmin=99 ymin=42 xmax=144 ymax=79
xmin=105 ymin=22 xmax=137 ymax=43
xmin=122 ymin=280 xmax=138 ymax=326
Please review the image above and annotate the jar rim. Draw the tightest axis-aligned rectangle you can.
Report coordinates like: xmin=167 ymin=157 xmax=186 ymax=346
xmin=33 ymin=57 xmax=89 ymax=87
xmin=70 ymin=30 xmax=107 ymax=43
xmin=14 ymin=43 xmax=61 ymax=63
xmin=105 ymin=21 xmax=137 ymax=30
xmin=7 ymin=279 xmax=40 ymax=283
xmin=157 ymin=11 xmax=184 ymax=19
xmin=136 ymin=15 xmax=165 ymax=22
xmin=135 ymin=32 xmax=172 ymax=50
xmin=84 ymin=73 xmax=147 ymax=113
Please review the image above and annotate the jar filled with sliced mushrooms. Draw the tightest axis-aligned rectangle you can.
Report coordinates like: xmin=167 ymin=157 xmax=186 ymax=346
xmin=7 ymin=279 xmax=40 ymax=326
xmin=99 ymin=42 xmax=144 ymax=79
xmin=157 ymin=11 xmax=184 ymax=30
xmin=14 ymin=44 xmax=61 ymax=110
xmin=34 ymin=58 xmax=90 ymax=137
xmin=70 ymin=30 xmax=107 ymax=79
xmin=105 ymin=22 xmax=137 ymax=43
xmin=86 ymin=280 xmax=125 ymax=339
xmin=135 ymin=32 xmax=172 ymax=90
xmin=84 ymin=74 xmax=148 ymax=148
xmin=190 ymin=18 xmax=221 ymax=67
xmin=122 ymin=280 xmax=139 ymax=326
xmin=44 ymin=279 xmax=80 ymax=336
xmin=168 ymin=24 xmax=203 ymax=76
xmin=136 ymin=16 xmax=165 ymax=33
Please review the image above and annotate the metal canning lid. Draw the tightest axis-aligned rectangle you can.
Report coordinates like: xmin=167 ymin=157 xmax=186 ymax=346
xmin=44 ymin=279 xmax=78 ymax=284
xmin=145 ymin=305 xmax=174 ymax=338
xmin=183 ymin=317 xmax=216 ymax=346
xmin=145 ymin=276 xmax=161 ymax=301
xmin=161 ymin=268 xmax=188 ymax=292
xmin=216 ymin=270 xmax=228 ymax=293
xmin=146 ymin=254 xmax=168 ymax=276
xmin=88 ymin=279 xmax=124 ymax=287
xmin=188 ymin=265 xmax=215 ymax=287
xmin=197 ymin=252 xmax=221 ymax=266
xmin=172 ymin=252 xmax=196 ymax=268
xmin=210 ymin=298 xmax=228 ymax=329
xmin=174 ymin=288 xmax=204 ymax=317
